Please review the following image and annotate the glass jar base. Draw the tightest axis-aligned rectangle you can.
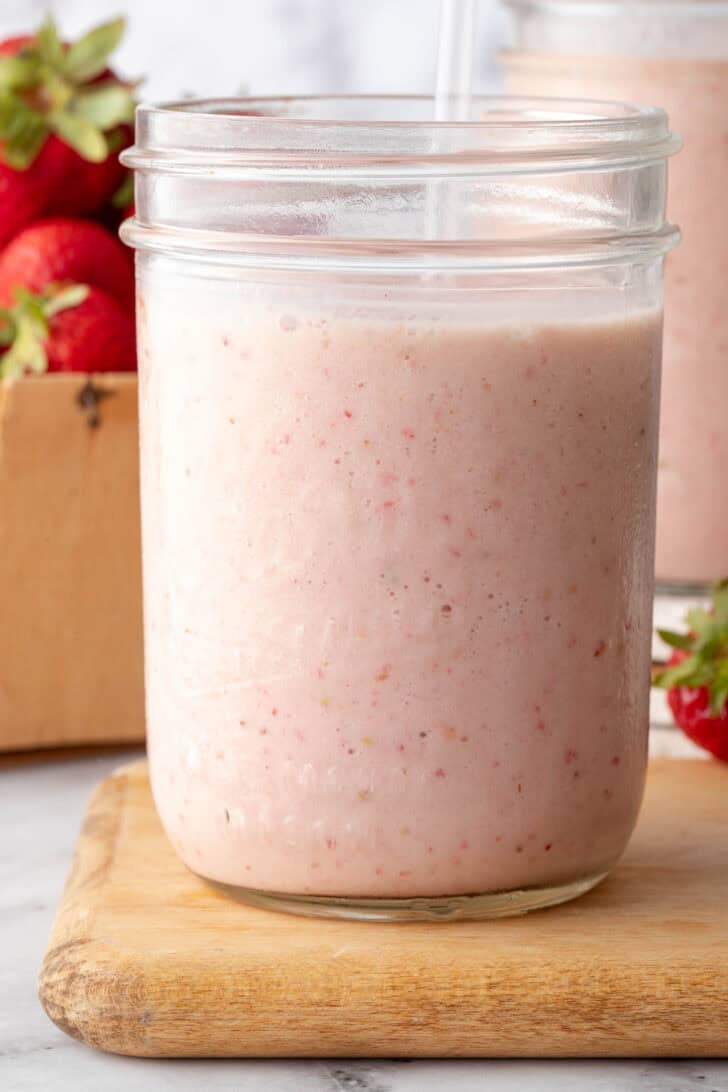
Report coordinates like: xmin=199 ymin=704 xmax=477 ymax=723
xmin=203 ymin=871 xmax=609 ymax=922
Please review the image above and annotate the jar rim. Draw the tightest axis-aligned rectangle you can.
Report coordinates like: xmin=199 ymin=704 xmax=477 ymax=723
xmin=139 ymin=92 xmax=663 ymax=127
xmin=121 ymin=94 xmax=679 ymax=270
xmin=121 ymin=94 xmax=680 ymax=178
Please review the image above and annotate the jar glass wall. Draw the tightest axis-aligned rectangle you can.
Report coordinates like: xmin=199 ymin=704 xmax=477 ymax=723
xmin=122 ymin=96 xmax=678 ymax=920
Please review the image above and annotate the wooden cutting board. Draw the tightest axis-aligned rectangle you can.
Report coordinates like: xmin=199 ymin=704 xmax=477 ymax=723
xmin=39 ymin=758 xmax=728 ymax=1058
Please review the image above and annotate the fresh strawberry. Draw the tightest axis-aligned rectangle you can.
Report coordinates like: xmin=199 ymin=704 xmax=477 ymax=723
xmin=0 ymin=137 xmax=72 ymax=248
xmin=46 ymin=123 xmax=132 ymax=217
xmin=40 ymin=286 xmax=136 ymax=373
xmin=0 ymin=17 xmax=136 ymax=218
xmin=0 ymin=217 xmax=134 ymax=310
xmin=0 ymin=35 xmax=35 ymax=56
xmin=653 ymin=580 xmax=728 ymax=761
xmin=0 ymin=283 xmax=136 ymax=377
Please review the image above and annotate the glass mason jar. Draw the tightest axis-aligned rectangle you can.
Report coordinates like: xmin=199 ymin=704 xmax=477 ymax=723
xmin=121 ymin=96 xmax=678 ymax=921
xmin=502 ymin=1 xmax=728 ymax=596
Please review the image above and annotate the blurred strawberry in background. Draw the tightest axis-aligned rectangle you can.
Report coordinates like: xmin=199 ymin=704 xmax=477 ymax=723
xmin=0 ymin=14 xmax=138 ymax=377
xmin=0 ymin=218 xmax=134 ymax=309
xmin=0 ymin=282 xmax=136 ymax=377
xmin=654 ymin=582 xmax=728 ymax=762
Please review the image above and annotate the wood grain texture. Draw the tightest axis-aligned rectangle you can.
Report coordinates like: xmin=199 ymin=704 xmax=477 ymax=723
xmin=0 ymin=374 xmax=144 ymax=750
xmin=39 ymin=758 xmax=728 ymax=1058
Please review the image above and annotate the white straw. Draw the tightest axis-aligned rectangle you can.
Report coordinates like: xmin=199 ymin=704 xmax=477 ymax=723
xmin=428 ymin=0 xmax=478 ymax=238
xmin=434 ymin=0 xmax=477 ymax=122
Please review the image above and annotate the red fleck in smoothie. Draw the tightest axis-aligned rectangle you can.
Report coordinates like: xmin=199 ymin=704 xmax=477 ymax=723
xmin=138 ymin=268 xmax=661 ymax=899
xmin=504 ymin=47 xmax=728 ymax=586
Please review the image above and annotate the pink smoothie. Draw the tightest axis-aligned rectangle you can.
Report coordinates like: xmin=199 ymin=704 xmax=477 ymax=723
xmin=505 ymin=52 xmax=728 ymax=586
xmin=138 ymin=271 xmax=661 ymax=899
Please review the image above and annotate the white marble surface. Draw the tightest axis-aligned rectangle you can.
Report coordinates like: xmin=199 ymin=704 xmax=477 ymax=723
xmin=1 ymin=732 xmax=725 ymax=1091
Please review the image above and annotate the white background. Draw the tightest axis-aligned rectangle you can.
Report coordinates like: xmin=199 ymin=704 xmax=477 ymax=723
xmin=0 ymin=0 xmax=508 ymax=103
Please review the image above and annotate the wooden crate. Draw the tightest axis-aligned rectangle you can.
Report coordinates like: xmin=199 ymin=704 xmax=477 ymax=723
xmin=0 ymin=373 xmax=144 ymax=749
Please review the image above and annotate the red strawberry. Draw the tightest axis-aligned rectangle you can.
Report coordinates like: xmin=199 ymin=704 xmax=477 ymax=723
xmin=0 ymin=17 xmax=136 ymax=221
xmin=0 ymin=137 xmax=72 ymax=249
xmin=0 ymin=217 xmax=134 ymax=310
xmin=654 ymin=581 xmax=728 ymax=761
xmin=0 ymin=283 xmax=136 ymax=377
xmin=47 ymin=124 xmax=132 ymax=217
xmin=43 ymin=287 xmax=136 ymax=373
xmin=0 ymin=34 xmax=35 ymax=55
xmin=663 ymin=652 xmax=728 ymax=761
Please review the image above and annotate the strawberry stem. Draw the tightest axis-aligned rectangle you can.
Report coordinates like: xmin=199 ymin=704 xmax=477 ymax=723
xmin=0 ymin=16 xmax=136 ymax=170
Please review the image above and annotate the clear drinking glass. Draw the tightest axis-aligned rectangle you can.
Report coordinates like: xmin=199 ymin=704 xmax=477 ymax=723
xmin=502 ymin=1 xmax=728 ymax=602
xmin=121 ymin=96 xmax=678 ymax=921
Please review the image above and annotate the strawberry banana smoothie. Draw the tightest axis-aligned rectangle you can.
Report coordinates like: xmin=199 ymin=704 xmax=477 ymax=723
xmin=138 ymin=272 xmax=661 ymax=901
xmin=503 ymin=7 xmax=728 ymax=587
xmin=123 ymin=95 xmax=677 ymax=918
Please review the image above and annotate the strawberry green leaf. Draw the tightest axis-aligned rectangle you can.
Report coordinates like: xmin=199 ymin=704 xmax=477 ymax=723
xmin=45 ymin=68 xmax=73 ymax=110
xmin=685 ymin=607 xmax=712 ymax=638
xmin=36 ymin=16 xmax=63 ymax=68
xmin=709 ymin=662 xmax=728 ymax=713
xmin=111 ymin=171 xmax=133 ymax=208
xmin=696 ymin=630 xmax=727 ymax=663
xmin=0 ymin=91 xmax=48 ymax=168
xmin=0 ymin=312 xmax=48 ymax=379
xmin=712 ymin=579 xmax=728 ymax=627
xmin=711 ymin=687 xmax=728 ymax=715
xmin=653 ymin=655 xmax=706 ymax=691
xmin=74 ymin=83 xmax=136 ymax=129
xmin=0 ymin=310 xmax=15 ymax=346
xmin=44 ymin=284 xmax=89 ymax=317
xmin=49 ymin=109 xmax=108 ymax=161
xmin=13 ymin=285 xmax=49 ymax=323
xmin=62 ymin=17 xmax=126 ymax=83
xmin=105 ymin=126 xmax=129 ymax=153
xmin=0 ymin=54 xmax=42 ymax=91
xmin=3 ymin=131 xmax=48 ymax=169
xmin=657 ymin=628 xmax=694 ymax=651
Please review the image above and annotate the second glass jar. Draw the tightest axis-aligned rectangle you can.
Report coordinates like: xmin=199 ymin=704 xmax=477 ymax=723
xmin=502 ymin=0 xmax=728 ymax=592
